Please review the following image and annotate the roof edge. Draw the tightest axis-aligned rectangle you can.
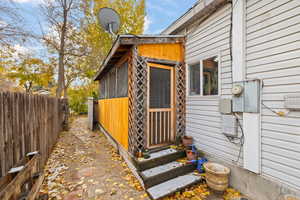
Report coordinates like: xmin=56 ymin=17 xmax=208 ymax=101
xmin=93 ymin=34 xmax=185 ymax=81
xmin=162 ymin=0 xmax=229 ymax=35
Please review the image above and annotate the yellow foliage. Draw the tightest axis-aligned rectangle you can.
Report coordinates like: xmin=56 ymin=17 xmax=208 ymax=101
xmin=223 ymin=188 xmax=241 ymax=200
xmin=83 ymin=0 xmax=146 ymax=72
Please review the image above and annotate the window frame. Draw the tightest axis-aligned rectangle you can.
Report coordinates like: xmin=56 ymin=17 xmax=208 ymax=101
xmin=187 ymin=52 xmax=221 ymax=97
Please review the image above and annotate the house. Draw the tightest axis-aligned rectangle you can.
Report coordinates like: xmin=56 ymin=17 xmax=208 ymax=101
xmin=162 ymin=0 xmax=300 ymax=199
xmin=94 ymin=35 xmax=186 ymax=154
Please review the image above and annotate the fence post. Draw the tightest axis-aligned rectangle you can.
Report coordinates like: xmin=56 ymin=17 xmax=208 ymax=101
xmin=88 ymin=97 xmax=94 ymax=130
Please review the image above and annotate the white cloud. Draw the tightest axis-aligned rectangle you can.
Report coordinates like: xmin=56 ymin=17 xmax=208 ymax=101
xmin=144 ymin=16 xmax=152 ymax=34
xmin=0 ymin=20 xmax=8 ymax=28
xmin=14 ymin=44 xmax=30 ymax=55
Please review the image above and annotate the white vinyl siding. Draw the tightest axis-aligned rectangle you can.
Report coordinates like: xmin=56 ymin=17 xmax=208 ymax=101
xmin=246 ymin=0 xmax=300 ymax=191
xmin=184 ymin=5 xmax=244 ymax=165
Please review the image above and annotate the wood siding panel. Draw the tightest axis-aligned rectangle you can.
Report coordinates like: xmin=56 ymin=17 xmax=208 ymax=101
xmin=98 ymin=98 xmax=129 ymax=150
xmin=246 ymin=0 xmax=300 ymax=191
xmin=138 ymin=43 xmax=183 ymax=62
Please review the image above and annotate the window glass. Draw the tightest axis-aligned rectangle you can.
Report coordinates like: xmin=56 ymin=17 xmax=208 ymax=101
xmin=203 ymin=56 xmax=218 ymax=95
xmin=189 ymin=64 xmax=200 ymax=95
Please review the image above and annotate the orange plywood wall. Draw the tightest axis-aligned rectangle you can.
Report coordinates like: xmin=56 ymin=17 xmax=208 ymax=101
xmin=138 ymin=43 xmax=184 ymax=62
xmin=98 ymin=97 xmax=129 ymax=150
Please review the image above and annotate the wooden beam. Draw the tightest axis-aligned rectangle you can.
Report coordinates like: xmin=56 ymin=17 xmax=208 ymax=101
xmin=141 ymin=57 xmax=180 ymax=66
xmin=0 ymin=155 xmax=39 ymax=200
xmin=120 ymin=37 xmax=184 ymax=45
xmin=27 ymin=172 xmax=45 ymax=200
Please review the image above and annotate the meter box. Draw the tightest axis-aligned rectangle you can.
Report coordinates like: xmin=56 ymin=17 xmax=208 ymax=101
xmin=232 ymin=80 xmax=261 ymax=113
xmin=284 ymin=95 xmax=300 ymax=110
xmin=219 ymin=98 xmax=232 ymax=114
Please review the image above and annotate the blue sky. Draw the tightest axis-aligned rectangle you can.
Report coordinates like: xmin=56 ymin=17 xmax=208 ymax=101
xmin=8 ymin=0 xmax=197 ymax=54
xmin=145 ymin=0 xmax=197 ymax=34
xmin=12 ymin=0 xmax=197 ymax=33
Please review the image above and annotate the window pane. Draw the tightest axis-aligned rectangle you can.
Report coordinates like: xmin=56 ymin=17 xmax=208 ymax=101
xmin=203 ymin=57 xmax=218 ymax=95
xmin=189 ymin=64 xmax=200 ymax=95
xmin=116 ymin=62 xmax=128 ymax=97
xmin=150 ymin=67 xmax=171 ymax=108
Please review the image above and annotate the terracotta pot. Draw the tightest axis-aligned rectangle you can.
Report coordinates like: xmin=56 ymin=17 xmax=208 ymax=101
xmin=203 ymin=162 xmax=230 ymax=192
xmin=186 ymin=150 xmax=196 ymax=160
xmin=182 ymin=136 xmax=193 ymax=147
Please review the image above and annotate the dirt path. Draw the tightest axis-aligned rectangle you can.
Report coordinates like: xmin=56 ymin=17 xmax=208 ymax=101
xmin=39 ymin=116 xmax=149 ymax=200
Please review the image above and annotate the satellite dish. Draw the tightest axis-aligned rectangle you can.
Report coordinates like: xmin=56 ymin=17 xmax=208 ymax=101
xmin=98 ymin=7 xmax=120 ymax=35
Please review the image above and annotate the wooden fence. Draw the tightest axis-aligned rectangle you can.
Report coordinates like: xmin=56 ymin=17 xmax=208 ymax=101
xmin=0 ymin=92 xmax=68 ymax=178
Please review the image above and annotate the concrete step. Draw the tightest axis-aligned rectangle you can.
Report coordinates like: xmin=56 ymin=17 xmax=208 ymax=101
xmin=141 ymin=161 xmax=196 ymax=188
xmin=146 ymin=172 xmax=203 ymax=200
xmin=133 ymin=148 xmax=186 ymax=171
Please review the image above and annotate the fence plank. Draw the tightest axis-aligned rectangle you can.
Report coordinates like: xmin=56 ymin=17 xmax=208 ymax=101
xmin=0 ymin=92 xmax=67 ymax=179
xmin=0 ymin=93 xmax=5 ymax=177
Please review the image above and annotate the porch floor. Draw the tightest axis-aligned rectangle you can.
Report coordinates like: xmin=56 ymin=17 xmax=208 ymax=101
xmin=38 ymin=116 xmax=243 ymax=200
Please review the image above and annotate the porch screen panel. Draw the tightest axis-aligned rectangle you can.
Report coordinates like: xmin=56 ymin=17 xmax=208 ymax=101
xmin=99 ymin=78 xmax=106 ymax=99
xmin=105 ymin=76 xmax=109 ymax=98
xmin=109 ymin=69 xmax=116 ymax=98
xmin=116 ymin=62 xmax=128 ymax=97
xmin=149 ymin=67 xmax=171 ymax=108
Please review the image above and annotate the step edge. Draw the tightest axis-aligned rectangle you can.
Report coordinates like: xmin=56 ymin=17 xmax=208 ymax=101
xmin=142 ymin=163 xmax=197 ymax=189
xmin=133 ymin=150 xmax=186 ymax=171
xmin=146 ymin=173 xmax=202 ymax=200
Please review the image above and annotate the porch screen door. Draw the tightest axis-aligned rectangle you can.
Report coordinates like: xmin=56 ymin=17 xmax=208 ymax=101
xmin=147 ymin=64 xmax=174 ymax=148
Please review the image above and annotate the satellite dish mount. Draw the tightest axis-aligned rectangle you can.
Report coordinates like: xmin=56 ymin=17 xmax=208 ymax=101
xmin=98 ymin=7 xmax=121 ymax=36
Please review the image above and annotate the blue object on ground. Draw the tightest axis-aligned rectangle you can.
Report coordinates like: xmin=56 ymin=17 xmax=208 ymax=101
xmin=188 ymin=144 xmax=197 ymax=153
xmin=189 ymin=158 xmax=208 ymax=173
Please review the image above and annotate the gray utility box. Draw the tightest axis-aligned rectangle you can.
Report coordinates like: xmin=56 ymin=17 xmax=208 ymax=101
xmin=232 ymin=79 xmax=261 ymax=113
xmin=219 ymin=98 xmax=232 ymax=114
xmin=221 ymin=114 xmax=238 ymax=137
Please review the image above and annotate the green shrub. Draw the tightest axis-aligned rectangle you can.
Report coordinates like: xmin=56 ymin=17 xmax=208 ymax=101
xmin=68 ymin=83 xmax=98 ymax=114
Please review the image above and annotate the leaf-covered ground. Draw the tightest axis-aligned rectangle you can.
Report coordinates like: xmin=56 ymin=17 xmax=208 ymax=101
xmin=39 ymin=116 xmax=243 ymax=200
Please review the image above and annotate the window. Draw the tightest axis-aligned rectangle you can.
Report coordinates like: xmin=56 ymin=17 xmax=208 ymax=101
xmin=203 ymin=56 xmax=219 ymax=95
xmin=189 ymin=63 xmax=200 ymax=95
xmin=188 ymin=56 xmax=219 ymax=96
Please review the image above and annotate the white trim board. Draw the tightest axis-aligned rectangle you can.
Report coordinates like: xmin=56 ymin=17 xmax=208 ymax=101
xmin=232 ymin=0 xmax=261 ymax=173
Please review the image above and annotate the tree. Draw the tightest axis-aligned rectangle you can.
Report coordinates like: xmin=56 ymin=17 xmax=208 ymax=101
xmin=41 ymin=0 xmax=82 ymax=98
xmin=7 ymin=57 xmax=54 ymax=93
xmin=0 ymin=1 xmax=28 ymax=47
xmin=83 ymin=0 xmax=146 ymax=73
xmin=68 ymin=83 xmax=97 ymax=114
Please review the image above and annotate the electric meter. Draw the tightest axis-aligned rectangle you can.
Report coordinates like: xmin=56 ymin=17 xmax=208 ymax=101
xmin=232 ymin=84 xmax=243 ymax=96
